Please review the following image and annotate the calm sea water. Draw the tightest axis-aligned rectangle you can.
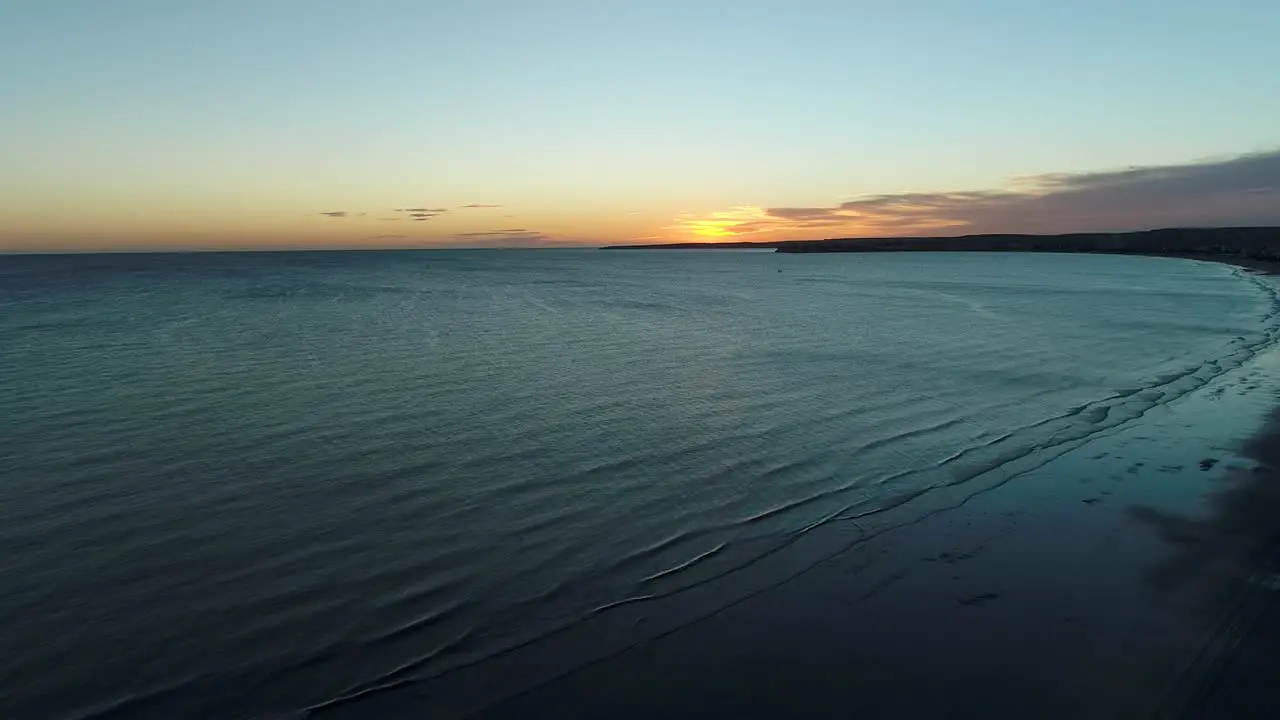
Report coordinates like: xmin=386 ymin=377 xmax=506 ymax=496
xmin=2 ymin=250 xmax=1278 ymax=718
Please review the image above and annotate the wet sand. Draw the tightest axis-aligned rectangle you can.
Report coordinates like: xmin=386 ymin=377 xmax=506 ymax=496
xmin=460 ymin=342 xmax=1280 ymax=718
xmin=1159 ymin=253 xmax=1280 ymax=276
xmin=1134 ymin=402 xmax=1280 ymax=717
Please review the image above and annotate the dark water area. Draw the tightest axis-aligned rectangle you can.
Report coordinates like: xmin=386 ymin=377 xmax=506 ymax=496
xmin=2 ymin=250 xmax=1279 ymax=718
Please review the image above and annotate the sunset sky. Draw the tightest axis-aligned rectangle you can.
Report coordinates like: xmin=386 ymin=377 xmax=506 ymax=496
xmin=3 ymin=0 xmax=1279 ymax=251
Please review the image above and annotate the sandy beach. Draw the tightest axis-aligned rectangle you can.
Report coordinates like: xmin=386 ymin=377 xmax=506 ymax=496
xmin=1162 ymin=254 xmax=1280 ymax=277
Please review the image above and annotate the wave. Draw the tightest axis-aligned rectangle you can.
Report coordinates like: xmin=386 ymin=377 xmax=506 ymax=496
xmin=5 ymin=252 xmax=1279 ymax=719
xmin=284 ymin=268 xmax=1280 ymax=718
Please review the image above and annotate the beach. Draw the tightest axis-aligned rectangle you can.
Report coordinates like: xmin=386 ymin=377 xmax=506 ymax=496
xmin=464 ymin=321 xmax=1280 ymax=720
xmin=303 ymin=256 xmax=1280 ymax=720
xmin=1171 ymin=254 xmax=1280 ymax=277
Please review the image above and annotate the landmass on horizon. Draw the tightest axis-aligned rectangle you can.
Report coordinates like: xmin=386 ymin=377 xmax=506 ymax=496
xmin=604 ymin=226 xmax=1280 ymax=263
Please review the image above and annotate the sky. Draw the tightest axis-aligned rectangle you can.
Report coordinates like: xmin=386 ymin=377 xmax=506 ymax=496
xmin=2 ymin=0 xmax=1279 ymax=251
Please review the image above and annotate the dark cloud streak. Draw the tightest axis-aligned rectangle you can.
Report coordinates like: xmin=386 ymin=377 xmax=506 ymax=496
xmin=453 ymin=228 xmax=558 ymax=246
xmin=755 ymin=149 xmax=1280 ymax=237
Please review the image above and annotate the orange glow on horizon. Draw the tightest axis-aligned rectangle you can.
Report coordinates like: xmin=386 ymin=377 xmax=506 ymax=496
xmin=673 ymin=207 xmax=774 ymax=240
xmin=670 ymin=203 xmax=975 ymax=243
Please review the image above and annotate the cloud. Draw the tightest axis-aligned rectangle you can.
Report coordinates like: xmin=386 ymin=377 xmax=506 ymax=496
xmin=377 ymin=217 xmax=400 ymax=221
xmin=453 ymin=229 xmax=559 ymax=246
xmin=322 ymin=210 xmax=423 ymax=219
xmin=363 ymin=234 xmax=409 ymax=241
xmin=387 ymin=207 xmax=449 ymax=221
xmin=766 ymin=207 xmax=846 ymax=220
xmin=459 ymin=203 xmax=502 ymax=209
xmin=674 ymin=149 xmax=1280 ymax=239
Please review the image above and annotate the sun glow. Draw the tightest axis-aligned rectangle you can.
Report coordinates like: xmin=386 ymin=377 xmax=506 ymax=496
xmin=673 ymin=206 xmax=775 ymax=240
xmin=669 ymin=198 xmax=984 ymax=243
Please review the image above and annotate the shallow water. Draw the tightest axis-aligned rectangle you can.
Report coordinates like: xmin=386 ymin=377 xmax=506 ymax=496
xmin=1 ymin=250 xmax=1277 ymax=718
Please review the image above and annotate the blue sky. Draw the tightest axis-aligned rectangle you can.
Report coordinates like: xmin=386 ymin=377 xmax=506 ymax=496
xmin=2 ymin=0 xmax=1278 ymax=249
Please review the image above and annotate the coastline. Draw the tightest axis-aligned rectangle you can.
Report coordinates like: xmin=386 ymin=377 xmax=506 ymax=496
xmin=304 ymin=268 xmax=1280 ymax=720
xmin=1163 ymin=253 xmax=1280 ymax=276
xmin=1150 ymin=403 xmax=1280 ymax=718
xmin=603 ymin=228 xmax=1280 ymax=278
xmin=465 ymin=338 xmax=1280 ymax=719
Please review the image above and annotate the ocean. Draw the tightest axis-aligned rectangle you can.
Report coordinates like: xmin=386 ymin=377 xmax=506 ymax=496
xmin=2 ymin=250 xmax=1278 ymax=718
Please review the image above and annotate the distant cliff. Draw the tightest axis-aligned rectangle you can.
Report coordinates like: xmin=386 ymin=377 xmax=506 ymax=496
xmin=774 ymin=227 xmax=1280 ymax=259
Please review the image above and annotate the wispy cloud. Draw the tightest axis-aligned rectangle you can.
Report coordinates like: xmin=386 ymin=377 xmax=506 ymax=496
xmin=322 ymin=209 xmax=425 ymax=219
xmin=453 ymin=228 xmax=559 ymax=246
xmin=459 ymin=203 xmax=502 ymax=209
xmin=673 ymin=149 xmax=1280 ymax=239
xmin=387 ymin=207 xmax=449 ymax=222
xmin=363 ymin=234 xmax=409 ymax=241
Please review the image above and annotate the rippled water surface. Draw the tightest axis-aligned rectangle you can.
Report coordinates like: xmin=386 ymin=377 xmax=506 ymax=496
xmin=2 ymin=250 xmax=1277 ymax=718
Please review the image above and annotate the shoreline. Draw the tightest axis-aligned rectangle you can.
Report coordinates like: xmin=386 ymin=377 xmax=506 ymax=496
xmin=1163 ymin=253 xmax=1280 ymax=275
xmin=604 ymin=245 xmax=1280 ymax=276
xmin=306 ymin=268 xmax=1280 ymax=720
xmin=460 ymin=305 xmax=1280 ymax=719
xmin=602 ymin=227 xmax=1280 ymax=277
xmin=1153 ymin=404 xmax=1280 ymax=717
